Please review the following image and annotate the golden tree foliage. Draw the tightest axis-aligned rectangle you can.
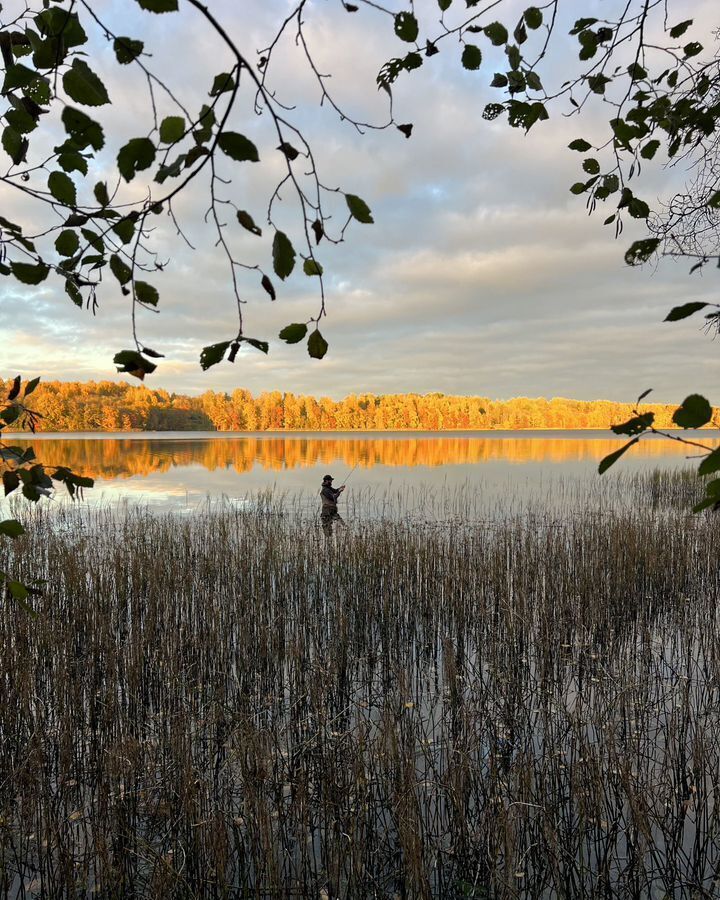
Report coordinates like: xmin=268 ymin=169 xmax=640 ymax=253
xmin=0 ymin=379 xmax=689 ymax=434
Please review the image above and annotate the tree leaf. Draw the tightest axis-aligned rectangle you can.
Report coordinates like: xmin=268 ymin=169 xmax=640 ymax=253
xmin=598 ymin=437 xmax=639 ymax=474
xmin=698 ymin=447 xmax=720 ymax=477
xmin=114 ymin=36 xmax=144 ymax=64
xmin=484 ymin=22 xmax=509 ymax=45
xmin=277 ymin=141 xmax=300 ymax=160
xmin=279 ymin=323 xmax=308 ymax=344
xmin=10 ymin=261 xmax=49 ymax=285
xmin=303 ymin=258 xmax=323 ymax=276
xmin=236 ymin=210 xmax=261 ymax=236
xmin=346 ymin=193 xmax=374 ymax=224
xmin=308 ymin=329 xmax=328 ymax=359
xmin=0 ymin=519 xmax=25 ymax=539
xmin=242 ymin=337 xmax=269 ymax=354
xmin=261 ymin=274 xmax=276 ymax=300
xmin=568 ymin=138 xmax=592 ymax=152
xmin=61 ymin=107 xmax=104 ymax=151
xmin=159 ymin=115 xmax=186 ymax=144
xmin=524 ymin=7 xmax=543 ymax=29
xmin=55 ymin=229 xmax=79 ymax=256
xmin=272 ymin=231 xmax=296 ymax=280
xmin=135 ymin=281 xmax=159 ymax=306
xmin=48 ymin=171 xmax=77 ymax=206
xmin=673 ymin=394 xmax=712 ymax=429
xmin=109 ymin=254 xmax=132 ymax=285
xmin=209 ymin=72 xmax=235 ymax=96
xmin=217 ymin=131 xmax=259 ymax=162
xmin=624 ymin=238 xmax=660 ymax=266
xmin=610 ymin=412 xmax=654 ymax=436
xmin=664 ymin=301 xmax=708 ymax=322
xmin=670 ymin=19 xmax=692 ymax=38
xmin=199 ymin=341 xmax=230 ymax=370
xmin=394 ymin=11 xmax=419 ymax=43
xmin=63 ymin=59 xmax=110 ymax=106
xmin=461 ymin=44 xmax=482 ymax=70
xmin=117 ymin=137 xmax=156 ymax=181
xmin=113 ymin=349 xmax=157 ymax=379
xmin=136 ymin=0 xmax=179 ymax=11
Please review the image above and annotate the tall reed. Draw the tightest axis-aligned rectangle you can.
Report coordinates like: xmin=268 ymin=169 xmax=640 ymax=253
xmin=1 ymin=474 xmax=718 ymax=898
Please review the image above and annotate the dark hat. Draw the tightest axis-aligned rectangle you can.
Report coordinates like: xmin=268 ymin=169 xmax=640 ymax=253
xmin=322 ymin=474 xmax=334 ymax=483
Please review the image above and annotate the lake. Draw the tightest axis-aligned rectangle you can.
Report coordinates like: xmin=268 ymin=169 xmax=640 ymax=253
xmin=3 ymin=429 xmax=716 ymax=515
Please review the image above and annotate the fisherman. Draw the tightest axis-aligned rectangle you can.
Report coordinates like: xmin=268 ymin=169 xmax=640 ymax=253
xmin=320 ymin=474 xmax=346 ymax=535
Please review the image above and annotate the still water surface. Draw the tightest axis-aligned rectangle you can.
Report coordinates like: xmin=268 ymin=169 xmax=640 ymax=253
xmin=3 ymin=429 xmax=717 ymax=514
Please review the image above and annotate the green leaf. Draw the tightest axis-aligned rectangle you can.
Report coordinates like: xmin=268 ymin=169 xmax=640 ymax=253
xmin=665 ymin=301 xmax=708 ymax=322
xmin=136 ymin=0 xmax=179 ymax=11
xmin=159 ymin=115 xmax=186 ymax=144
xmin=598 ymin=437 xmax=639 ymax=474
xmin=58 ymin=151 xmax=88 ymax=175
xmin=394 ymin=11 xmax=419 ymax=43
xmin=81 ymin=228 xmax=104 ymax=254
xmin=484 ymin=22 xmax=509 ymax=46
xmin=708 ymin=191 xmax=720 ymax=209
xmin=2 ymin=126 xmax=26 ymax=165
xmin=673 ymin=394 xmax=712 ymax=429
xmin=582 ymin=158 xmax=600 ymax=175
xmin=346 ymin=193 xmax=374 ymax=224
xmin=278 ymin=141 xmax=300 ymax=161
xmin=193 ymin=105 xmax=215 ymax=143
xmin=524 ymin=7 xmax=542 ymax=29
xmin=114 ymin=37 xmax=144 ymax=64
xmin=303 ymin=258 xmax=323 ymax=276
xmin=261 ymin=274 xmax=275 ymax=300
xmin=279 ymin=323 xmax=308 ymax=344
xmin=461 ymin=44 xmax=482 ymax=70
xmin=209 ymin=72 xmax=235 ymax=96
xmin=10 ymin=261 xmax=49 ymax=285
xmin=200 ymin=341 xmax=230 ymax=370
xmin=438 ymin=0 xmax=452 ymax=10
xmin=61 ymin=107 xmax=104 ymax=151
xmin=698 ymin=447 xmax=720 ymax=477
xmin=628 ymin=197 xmax=650 ymax=219
xmin=272 ymin=231 xmax=296 ymax=280
xmin=112 ymin=216 xmax=136 ymax=244
xmin=217 ymin=131 xmax=259 ymax=162
xmin=135 ymin=281 xmax=159 ymax=306
xmin=640 ymin=139 xmax=661 ymax=160
xmin=65 ymin=279 xmax=82 ymax=307
xmin=0 ymin=519 xmax=25 ymax=539
xmin=55 ymin=230 xmax=79 ymax=256
xmin=670 ymin=19 xmax=692 ymax=38
xmin=624 ymin=238 xmax=660 ymax=266
xmin=611 ymin=413 xmax=654 ymax=436
xmin=236 ymin=210 xmax=261 ymax=236
xmin=109 ymin=254 xmax=132 ymax=285
xmin=63 ymin=59 xmax=110 ymax=106
xmin=243 ymin=337 xmax=269 ymax=354
xmin=113 ymin=349 xmax=157 ymax=379
xmin=308 ymin=329 xmax=329 ymax=359
xmin=568 ymin=139 xmax=592 ymax=152
xmin=94 ymin=182 xmax=110 ymax=206
xmin=117 ymin=137 xmax=156 ymax=181
xmin=48 ymin=171 xmax=77 ymax=206
xmin=683 ymin=42 xmax=703 ymax=58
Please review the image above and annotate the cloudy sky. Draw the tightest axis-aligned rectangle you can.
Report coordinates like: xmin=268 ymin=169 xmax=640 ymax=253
xmin=1 ymin=0 xmax=718 ymax=403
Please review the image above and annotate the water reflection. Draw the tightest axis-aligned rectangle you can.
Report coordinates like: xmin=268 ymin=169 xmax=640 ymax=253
xmin=3 ymin=430 xmax=716 ymax=514
xmin=10 ymin=430 xmax=718 ymax=480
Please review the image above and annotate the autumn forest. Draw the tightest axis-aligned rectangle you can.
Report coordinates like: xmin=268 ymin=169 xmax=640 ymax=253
xmin=0 ymin=379 xmax=689 ymax=433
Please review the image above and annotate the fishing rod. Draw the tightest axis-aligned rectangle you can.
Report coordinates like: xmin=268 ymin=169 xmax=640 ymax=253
xmin=342 ymin=463 xmax=359 ymax=486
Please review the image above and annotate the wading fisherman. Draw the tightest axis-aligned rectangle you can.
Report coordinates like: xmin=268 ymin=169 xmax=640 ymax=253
xmin=320 ymin=474 xmax=345 ymax=535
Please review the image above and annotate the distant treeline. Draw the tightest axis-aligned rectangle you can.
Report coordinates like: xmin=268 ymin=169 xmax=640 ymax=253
xmin=0 ymin=379 xmax=691 ymax=432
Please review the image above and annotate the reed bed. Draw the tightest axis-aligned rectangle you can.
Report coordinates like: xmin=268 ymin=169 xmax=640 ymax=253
xmin=1 ymin=472 xmax=719 ymax=898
